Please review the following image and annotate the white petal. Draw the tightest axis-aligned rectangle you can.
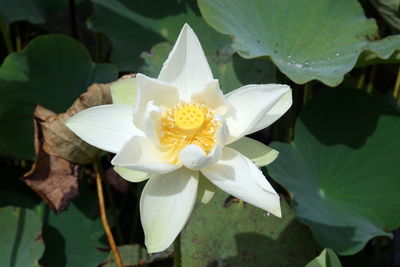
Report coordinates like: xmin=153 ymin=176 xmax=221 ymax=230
xmin=179 ymin=144 xmax=221 ymax=170
xmin=134 ymin=73 xmax=179 ymax=130
xmin=158 ymin=24 xmax=213 ymax=101
xmin=65 ymin=104 xmax=141 ymax=153
xmin=190 ymin=80 xmax=228 ymax=115
xmin=110 ymin=77 xmax=137 ymax=106
xmin=251 ymin=90 xmax=293 ymax=133
xmin=201 ymin=147 xmax=281 ymax=217
xmin=140 ymin=168 xmax=199 ymax=253
xmin=214 ymin=114 xmax=230 ymax=146
xmin=141 ymin=101 xmax=162 ymax=146
xmin=197 ymin=174 xmax=217 ymax=204
xmin=113 ymin=166 xmax=149 ymax=183
xmin=111 ymin=136 xmax=181 ymax=174
xmin=224 ymin=84 xmax=292 ymax=144
xmin=228 ymin=137 xmax=279 ymax=167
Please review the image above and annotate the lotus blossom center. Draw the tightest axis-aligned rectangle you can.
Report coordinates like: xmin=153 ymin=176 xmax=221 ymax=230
xmin=173 ymin=105 xmax=205 ymax=134
xmin=160 ymin=103 xmax=219 ymax=164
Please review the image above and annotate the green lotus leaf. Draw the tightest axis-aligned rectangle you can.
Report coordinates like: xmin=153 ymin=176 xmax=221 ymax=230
xmin=87 ymin=0 xmax=230 ymax=71
xmin=0 ymin=206 xmax=44 ymax=267
xmin=268 ymin=88 xmax=400 ymax=255
xmin=0 ymin=34 xmax=118 ymax=159
xmin=198 ymin=0 xmax=380 ymax=86
xmin=357 ymin=34 xmax=400 ymax=66
xmin=181 ymin=191 xmax=321 ymax=266
xmin=39 ymin=186 xmax=107 ymax=267
xmin=0 ymin=0 xmax=44 ymax=24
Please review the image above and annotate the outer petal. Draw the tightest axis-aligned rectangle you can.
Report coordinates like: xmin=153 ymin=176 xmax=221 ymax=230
xmin=134 ymin=73 xmax=179 ymax=130
xmin=114 ymin=166 xmax=149 ymax=183
xmin=228 ymin=137 xmax=279 ymax=167
xmin=201 ymin=147 xmax=281 ymax=217
xmin=65 ymin=104 xmax=141 ymax=153
xmin=110 ymin=77 xmax=137 ymax=106
xmin=224 ymin=84 xmax=291 ymax=144
xmin=251 ymin=89 xmax=293 ymax=133
xmin=140 ymin=168 xmax=199 ymax=253
xmin=111 ymin=136 xmax=181 ymax=174
xmin=190 ymin=80 xmax=228 ymax=115
xmin=158 ymin=24 xmax=213 ymax=101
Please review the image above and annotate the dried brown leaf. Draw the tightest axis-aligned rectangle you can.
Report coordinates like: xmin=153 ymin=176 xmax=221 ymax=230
xmin=23 ymin=76 xmax=135 ymax=212
xmin=23 ymin=115 xmax=80 ymax=212
xmin=37 ymin=83 xmax=113 ymax=164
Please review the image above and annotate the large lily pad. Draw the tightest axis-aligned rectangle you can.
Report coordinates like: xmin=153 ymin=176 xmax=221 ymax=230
xmin=0 ymin=34 xmax=118 ymax=159
xmin=198 ymin=0 xmax=379 ymax=86
xmin=268 ymin=88 xmax=400 ymax=255
xmin=140 ymin=42 xmax=277 ymax=94
xmin=357 ymin=34 xmax=400 ymax=66
xmin=181 ymin=191 xmax=320 ymax=266
xmin=87 ymin=0 xmax=229 ymax=71
xmin=0 ymin=0 xmax=45 ymax=24
xmin=39 ymin=186 xmax=107 ymax=267
xmin=0 ymin=206 xmax=44 ymax=267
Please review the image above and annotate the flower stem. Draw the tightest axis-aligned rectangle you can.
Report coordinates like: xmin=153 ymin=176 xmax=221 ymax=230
xmin=393 ymin=66 xmax=400 ymax=100
xmin=0 ymin=17 xmax=14 ymax=53
xmin=356 ymin=70 xmax=366 ymax=89
xmin=15 ymin=22 xmax=22 ymax=52
xmin=174 ymin=233 xmax=182 ymax=267
xmin=94 ymin=161 xmax=123 ymax=267
xmin=366 ymin=66 xmax=376 ymax=94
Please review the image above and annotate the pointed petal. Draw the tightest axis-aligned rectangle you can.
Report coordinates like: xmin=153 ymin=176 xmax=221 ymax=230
xmin=190 ymin=80 xmax=228 ymax=115
xmin=140 ymin=168 xmax=199 ymax=253
xmin=134 ymin=73 xmax=179 ymax=130
xmin=114 ymin=166 xmax=149 ymax=183
xmin=110 ymin=77 xmax=137 ymax=106
xmin=197 ymin=174 xmax=217 ymax=204
xmin=179 ymin=144 xmax=221 ymax=170
xmin=224 ymin=84 xmax=291 ymax=144
xmin=228 ymin=137 xmax=279 ymax=167
xmin=251 ymin=89 xmax=293 ymax=133
xmin=201 ymin=147 xmax=281 ymax=217
xmin=158 ymin=24 xmax=213 ymax=101
xmin=112 ymin=136 xmax=181 ymax=174
xmin=65 ymin=104 xmax=141 ymax=153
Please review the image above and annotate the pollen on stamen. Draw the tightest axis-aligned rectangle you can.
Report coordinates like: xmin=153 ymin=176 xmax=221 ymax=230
xmin=159 ymin=102 xmax=219 ymax=164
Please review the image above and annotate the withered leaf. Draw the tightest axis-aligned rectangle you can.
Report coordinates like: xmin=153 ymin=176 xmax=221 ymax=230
xmin=36 ymin=82 xmax=113 ymax=165
xmin=23 ymin=114 xmax=80 ymax=213
xmin=23 ymin=76 xmax=135 ymax=212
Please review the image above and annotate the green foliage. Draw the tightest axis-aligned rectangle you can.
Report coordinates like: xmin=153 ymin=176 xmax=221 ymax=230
xmin=88 ymin=0 xmax=229 ymax=71
xmin=0 ymin=34 xmax=118 ymax=159
xmin=0 ymin=0 xmax=45 ymax=24
xmin=357 ymin=35 xmax=400 ymax=66
xmin=306 ymin=248 xmax=342 ymax=267
xmin=181 ymin=191 xmax=321 ymax=266
xmin=0 ymin=206 xmax=44 ymax=267
xmin=39 ymin=188 xmax=107 ymax=267
xmin=268 ymin=88 xmax=400 ymax=255
xmin=198 ymin=0 xmax=382 ymax=86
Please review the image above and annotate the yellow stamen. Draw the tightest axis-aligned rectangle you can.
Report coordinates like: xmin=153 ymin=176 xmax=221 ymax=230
xmin=160 ymin=103 xmax=218 ymax=164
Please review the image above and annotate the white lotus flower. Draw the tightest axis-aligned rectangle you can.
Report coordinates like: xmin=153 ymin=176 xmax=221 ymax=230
xmin=66 ymin=24 xmax=292 ymax=253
